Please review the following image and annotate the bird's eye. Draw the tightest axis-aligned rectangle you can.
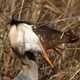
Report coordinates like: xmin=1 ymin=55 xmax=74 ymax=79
xmin=24 ymin=51 xmax=36 ymax=61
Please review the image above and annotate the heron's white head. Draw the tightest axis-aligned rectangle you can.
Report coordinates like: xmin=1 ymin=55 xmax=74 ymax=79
xmin=9 ymin=20 xmax=53 ymax=67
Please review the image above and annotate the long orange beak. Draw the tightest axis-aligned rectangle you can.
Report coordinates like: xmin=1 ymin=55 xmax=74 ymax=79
xmin=38 ymin=41 xmax=54 ymax=68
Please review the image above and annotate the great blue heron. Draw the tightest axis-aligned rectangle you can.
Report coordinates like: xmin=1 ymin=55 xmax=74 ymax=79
xmin=9 ymin=18 xmax=79 ymax=80
xmin=9 ymin=18 xmax=53 ymax=67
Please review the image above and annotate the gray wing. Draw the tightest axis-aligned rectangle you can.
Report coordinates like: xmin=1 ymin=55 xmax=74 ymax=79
xmin=34 ymin=25 xmax=79 ymax=49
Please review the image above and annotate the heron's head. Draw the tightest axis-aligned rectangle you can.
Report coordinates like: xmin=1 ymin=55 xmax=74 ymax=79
xmin=9 ymin=19 xmax=53 ymax=68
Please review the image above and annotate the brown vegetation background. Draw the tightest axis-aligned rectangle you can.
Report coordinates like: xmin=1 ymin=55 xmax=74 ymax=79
xmin=0 ymin=0 xmax=80 ymax=80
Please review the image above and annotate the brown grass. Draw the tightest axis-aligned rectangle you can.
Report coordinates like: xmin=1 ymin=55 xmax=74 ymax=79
xmin=0 ymin=0 xmax=80 ymax=80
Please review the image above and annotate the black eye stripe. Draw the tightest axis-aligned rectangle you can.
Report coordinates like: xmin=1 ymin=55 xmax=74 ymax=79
xmin=10 ymin=19 xmax=32 ymax=26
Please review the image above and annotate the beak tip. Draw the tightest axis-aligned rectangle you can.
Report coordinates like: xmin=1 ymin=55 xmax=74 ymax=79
xmin=50 ymin=63 xmax=54 ymax=68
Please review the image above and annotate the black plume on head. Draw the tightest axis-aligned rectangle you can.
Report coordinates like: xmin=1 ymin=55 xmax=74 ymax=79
xmin=10 ymin=15 xmax=18 ymax=25
xmin=10 ymin=15 xmax=33 ymax=26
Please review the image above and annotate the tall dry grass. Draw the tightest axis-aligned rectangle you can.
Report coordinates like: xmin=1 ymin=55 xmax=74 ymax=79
xmin=0 ymin=0 xmax=80 ymax=80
